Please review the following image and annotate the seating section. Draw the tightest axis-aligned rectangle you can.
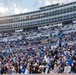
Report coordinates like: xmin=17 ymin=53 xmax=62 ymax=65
xmin=0 ymin=23 xmax=76 ymax=74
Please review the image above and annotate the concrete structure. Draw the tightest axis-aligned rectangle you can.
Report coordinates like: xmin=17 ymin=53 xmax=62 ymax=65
xmin=0 ymin=1 xmax=76 ymax=32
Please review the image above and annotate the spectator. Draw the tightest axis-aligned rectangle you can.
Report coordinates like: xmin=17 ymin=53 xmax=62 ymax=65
xmin=53 ymin=63 xmax=59 ymax=73
xmin=71 ymin=61 xmax=76 ymax=73
xmin=64 ymin=62 xmax=71 ymax=73
xmin=0 ymin=24 xmax=76 ymax=74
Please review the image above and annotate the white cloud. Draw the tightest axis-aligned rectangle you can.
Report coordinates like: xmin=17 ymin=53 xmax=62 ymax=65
xmin=13 ymin=3 xmax=29 ymax=14
xmin=0 ymin=3 xmax=29 ymax=16
xmin=0 ymin=5 xmax=8 ymax=14
xmin=38 ymin=0 xmax=58 ymax=5
xmin=0 ymin=0 xmax=76 ymax=16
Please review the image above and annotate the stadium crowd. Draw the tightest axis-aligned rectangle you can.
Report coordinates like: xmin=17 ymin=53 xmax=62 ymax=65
xmin=0 ymin=24 xmax=76 ymax=74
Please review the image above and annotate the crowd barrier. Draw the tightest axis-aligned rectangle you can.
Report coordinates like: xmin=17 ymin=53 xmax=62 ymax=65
xmin=2 ymin=74 xmax=76 ymax=75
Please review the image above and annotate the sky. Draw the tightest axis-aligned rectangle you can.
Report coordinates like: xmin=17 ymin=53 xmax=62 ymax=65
xmin=0 ymin=0 xmax=76 ymax=16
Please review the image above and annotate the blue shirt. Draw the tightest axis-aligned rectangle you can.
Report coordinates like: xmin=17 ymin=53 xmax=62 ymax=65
xmin=21 ymin=65 xmax=26 ymax=74
xmin=68 ymin=58 xmax=73 ymax=66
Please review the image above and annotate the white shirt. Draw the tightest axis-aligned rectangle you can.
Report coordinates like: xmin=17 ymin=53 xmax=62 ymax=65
xmin=25 ymin=69 xmax=29 ymax=74
xmin=46 ymin=57 xmax=50 ymax=63
xmin=64 ymin=65 xmax=71 ymax=73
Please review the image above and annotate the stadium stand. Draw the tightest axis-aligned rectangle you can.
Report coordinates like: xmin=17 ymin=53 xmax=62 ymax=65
xmin=0 ymin=1 xmax=76 ymax=75
xmin=0 ymin=23 xmax=76 ymax=74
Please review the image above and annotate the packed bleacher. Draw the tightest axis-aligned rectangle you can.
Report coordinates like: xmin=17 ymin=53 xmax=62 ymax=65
xmin=0 ymin=23 xmax=76 ymax=74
